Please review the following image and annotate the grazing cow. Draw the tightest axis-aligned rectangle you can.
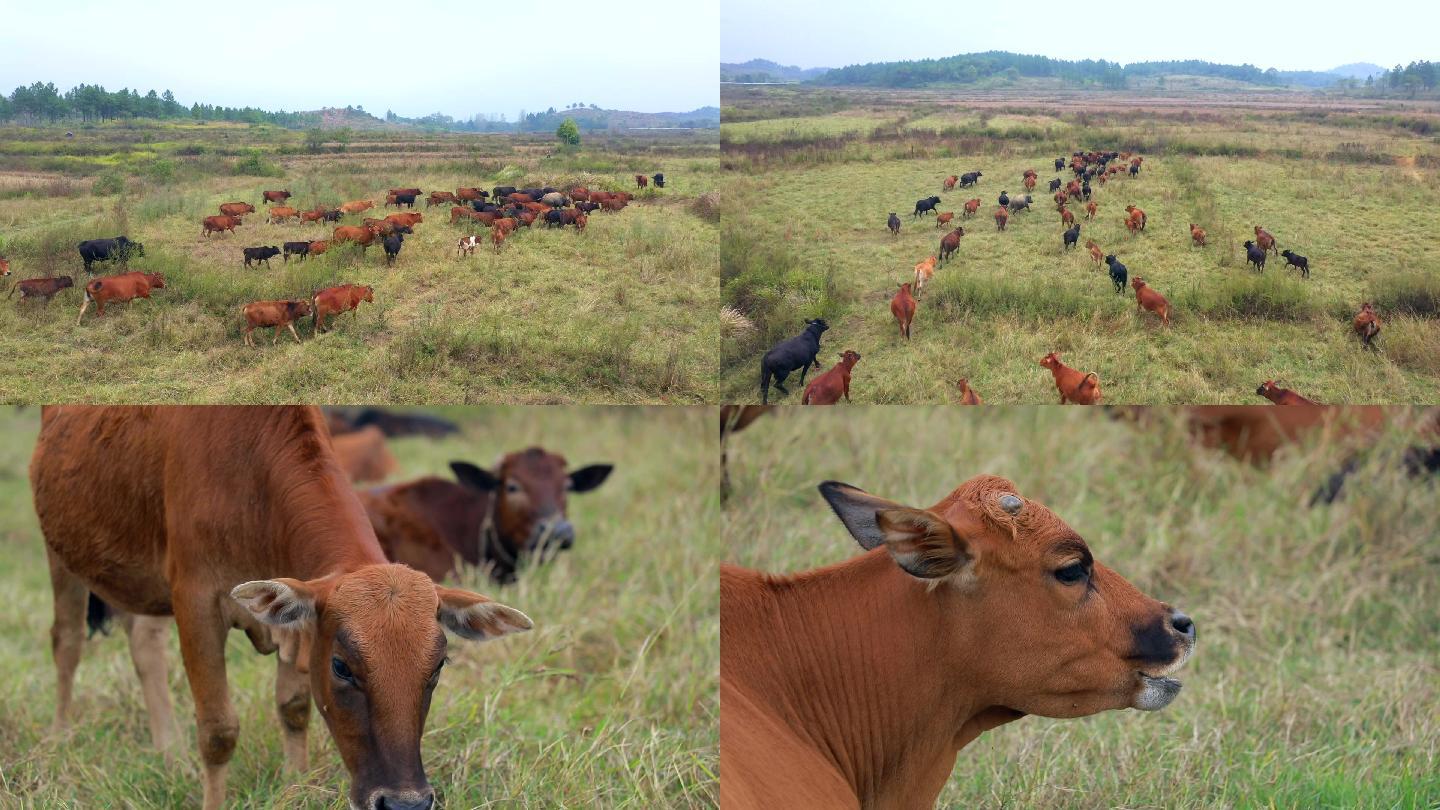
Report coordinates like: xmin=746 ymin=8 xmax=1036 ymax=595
xmin=1243 ymin=240 xmax=1267 ymax=272
xmin=1086 ymin=239 xmax=1103 ymax=264
xmin=635 ymin=174 xmax=649 ymax=189
xmin=428 ymin=191 xmax=459 ymax=207
xmin=219 ymin=202 xmax=256 ymax=218
xmin=802 ymin=350 xmax=861 ymax=405
xmin=262 ymin=189 xmax=291 ymax=203
xmin=33 ymin=406 xmax=531 ymax=810
xmin=963 ymin=198 xmax=981 ymax=217
xmin=452 ymin=205 xmax=477 ymax=225
xmin=1040 ymin=352 xmax=1102 ymax=404
xmin=720 ymin=476 xmax=1195 ymax=809
xmin=1062 ymin=223 xmax=1081 ymax=250
xmin=1105 ymin=254 xmax=1128 ymax=293
xmin=602 ymin=198 xmax=628 ymax=212
xmin=491 ymin=227 xmax=506 ymax=252
xmin=1254 ymin=226 xmax=1278 ymax=256
xmin=1085 ymin=201 xmax=1098 ymax=220
xmin=943 ymin=175 xmax=958 ymax=191
xmin=243 ymin=246 xmax=282 ymax=268
xmin=1280 ymin=250 xmax=1309 ymax=279
xmin=1353 ymin=302 xmax=1381 ymax=349
xmin=956 ymin=378 xmax=981 ymax=404
xmin=282 ymin=241 xmax=311 ymax=262
xmin=1060 ymin=206 xmax=1075 ymax=226
xmin=652 ymin=173 xmax=665 ymax=188
xmin=760 ymin=319 xmax=828 ymax=404
xmin=202 ymin=215 xmax=242 ymax=237
xmin=330 ymin=425 xmax=397 ymax=484
xmin=913 ymin=196 xmax=941 ymax=218
xmin=994 ymin=207 xmax=1009 ymax=231
xmin=886 ymin=213 xmax=901 ymax=235
xmin=78 ymin=237 xmax=145 ymax=273
xmin=1190 ymin=223 xmax=1207 ymax=246
xmin=312 ymin=284 xmax=374 ymax=334
xmin=242 ymin=299 xmax=312 ymax=345
xmin=1125 ymin=205 xmax=1146 ymax=232
xmin=382 ymin=232 xmax=404 ymax=266
xmin=959 ymin=171 xmax=982 ymax=187
xmin=457 ymin=235 xmax=480 ymax=256
xmin=9 ymin=275 xmax=74 ymax=303
xmin=891 ymin=282 xmax=916 ymax=340
xmin=333 ymin=225 xmax=377 ymax=249
xmin=360 ymin=448 xmax=613 ymax=584
xmin=939 ymin=227 xmax=964 ymax=264
xmin=935 ymin=211 xmax=955 ymax=229
xmin=1256 ymin=380 xmax=1318 ymax=405
xmin=307 ymin=240 xmax=329 ymax=257
xmin=914 ymin=255 xmax=937 ymax=296
xmin=339 ymin=200 xmax=375 ymax=214
xmin=268 ymin=207 xmax=300 ymax=224
xmin=1131 ymin=277 xmax=1171 ymax=327
xmin=78 ymin=272 xmax=164 ymax=323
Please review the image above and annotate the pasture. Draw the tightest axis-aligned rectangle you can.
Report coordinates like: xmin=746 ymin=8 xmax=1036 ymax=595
xmin=0 ymin=406 xmax=718 ymax=807
xmin=0 ymin=123 xmax=719 ymax=403
xmin=721 ymin=405 xmax=1440 ymax=807
xmin=721 ymin=86 xmax=1440 ymax=403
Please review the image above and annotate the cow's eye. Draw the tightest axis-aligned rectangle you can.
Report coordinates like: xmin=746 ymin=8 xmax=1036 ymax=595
xmin=1054 ymin=563 xmax=1089 ymax=585
xmin=331 ymin=657 xmax=357 ymax=684
xmin=505 ymin=482 xmax=521 ymax=495
xmin=428 ymin=658 xmax=448 ymax=688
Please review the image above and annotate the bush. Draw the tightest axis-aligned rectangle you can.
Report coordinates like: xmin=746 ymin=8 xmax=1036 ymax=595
xmin=556 ymin=117 xmax=581 ymax=146
xmin=1178 ymin=272 xmax=1319 ymax=321
xmin=690 ymin=191 xmax=720 ymax=223
xmin=232 ymin=149 xmax=283 ymax=178
xmin=92 ymin=171 xmax=125 ymax=196
xmin=1370 ymin=269 xmax=1440 ymax=317
xmin=144 ymin=159 xmax=177 ymax=184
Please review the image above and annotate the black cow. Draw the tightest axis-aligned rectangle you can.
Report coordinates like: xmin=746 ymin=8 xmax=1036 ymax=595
xmin=652 ymin=173 xmax=665 ymax=188
xmin=282 ymin=241 xmax=311 ymax=262
xmin=998 ymin=191 xmax=1010 ymax=208
xmin=1129 ymin=163 xmax=1140 ymax=178
xmin=913 ymin=196 xmax=941 ymax=218
xmin=493 ymin=186 xmax=517 ymax=201
xmin=1105 ymin=254 xmax=1128 ymax=294
xmin=1063 ymin=223 xmax=1081 ymax=250
xmin=544 ymin=210 xmax=565 ymax=228
xmin=1280 ymin=250 xmax=1310 ymax=279
xmin=1081 ymin=182 xmax=1092 ymax=200
xmin=760 ymin=319 xmax=829 ymax=404
xmin=1049 ymin=178 xmax=1063 ymax=192
xmin=77 ymin=236 xmax=144 ymax=273
xmin=322 ymin=208 xmax=343 ymax=224
xmin=575 ymin=201 xmax=601 ymax=214
xmin=887 ymin=213 xmax=901 ymax=236
xmin=1054 ymin=158 xmax=1066 ymax=171
xmin=472 ymin=201 xmax=501 ymax=213
xmin=959 ymin=171 xmax=982 ymax=187
xmin=383 ymin=232 xmax=404 ymax=266
xmin=395 ymin=193 xmax=417 ymax=209
xmin=243 ymin=246 xmax=281 ymax=268
xmin=1244 ymin=240 xmax=1267 ymax=272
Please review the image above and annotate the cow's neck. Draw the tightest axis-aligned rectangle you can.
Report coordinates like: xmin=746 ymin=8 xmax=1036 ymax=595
xmin=269 ymin=442 xmax=391 ymax=580
xmin=740 ymin=550 xmax=1007 ymax=808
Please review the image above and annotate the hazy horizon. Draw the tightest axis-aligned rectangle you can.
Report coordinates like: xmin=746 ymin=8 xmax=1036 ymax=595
xmin=721 ymin=0 xmax=1434 ymax=75
xmin=0 ymin=0 xmax=719 ymax=119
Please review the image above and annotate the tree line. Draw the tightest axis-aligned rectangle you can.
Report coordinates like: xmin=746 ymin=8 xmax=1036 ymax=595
xmin=0 ymin=81 xmax=317 ymax=126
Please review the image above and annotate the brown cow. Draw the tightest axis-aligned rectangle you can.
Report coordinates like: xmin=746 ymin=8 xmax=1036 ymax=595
xmin=602 ymin=198 xmax=629 ymax=212
xmin=1125 ymin=205 xmax=1147 ymax=232
xmin=962 ymin=198 xmax=981 ymax=217
xmin=935 ymin=211 xmax=955 ymax=229
xmin=388 ymin=187 xmax=421 ymax=197
xmin=330 ymin=425 xmax=398 ymax=484
xmin=1254 ymin=226 xmax=1278 ymax=255
xmin=1085 ymin=201 xmax=1098 ymax=220
xmin=219 ymin=202 xmax=255 ymax=218
xmin=387 ymin=212 xmax=423 ymax=229
xmin=78 ymin=272 xmax=164 ymax=324
xmin=1131 ymin=277 xmax=1171 ymax=327
xmin=957 ymin=378 xmax=982 ymax=404
xmin=312 ymin=284 xmax=374 ymax=334
xmin=1060 ymin=206 xmax=1075 ymax=227
xmin=943 ymin=175 xmax=958 ymax=191
xmin=339 ymin=200 xmax=375 ymax=214
xmin=634 ymin=174 xmax=649 ymax=189
xmin=268 ymin=207 xmax=300 ymax=224
xmin=1116 ymin=406 xmax=1394 ymax=465
xmin=1023 ymin=175 xmax=1037 ymax=192
xmin=299 ymin=208 xmax=328 ymax=224
xmin=359 ymin=449 xmax=613 ymax=584
xmin=307 ymin=240 xmax=329 ymax=257
xmin=332 ymin=225 xmax=377 ymax=248
xmin=203 ymin=215 xmax=242 ymax=237
xmin=427 ymin=191 xmax=458 ymax=207
xmin=1086 ymin=239 xmax=1103 ymax=264
xmin=720 ymin=476 xmax=1195 ymax=808
xmin=891 ymin=282 xmax=916 ymax=340
xmin=456 ymin=187 xmax=486 ymax=202
xmin=1353 ymin=302 xmax=1382 ymax=349
xmin=1256 ymin=380 xmax=1318 ymax=405
xmin=994 ymin=207 xmax=1009 ymax=231
xmin=491 ymin=227 xmax=506 ymax=252
xmin=913 ymin=256 xmax=937 ymax=297
xmin=262 ymin=190 xmax=291 ymax=204
xmin=1040 ymin=352 xmax=1102 ymax=404
xmin=1190 ymin=223 xmax=1207 ymax=246
xmin=9 ymin=275 xmax=74 ymax=303
xmin=493 ymin=217 xmax=519 ymax=234
xmin=33 ymin=406 xmax=531 ymax=810
xmin=242 ymin=299 xmax=313 ymax=346
xmin=801 ymin=350 xmax=861 ymax=405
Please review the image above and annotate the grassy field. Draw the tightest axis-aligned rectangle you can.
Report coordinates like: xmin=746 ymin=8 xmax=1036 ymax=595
xmin=721 ymin=406 xmax=1440 ymax=807
xmin=0 ymin=406 xmax=718 ymax=807
xmin=0 ymin=123 xmax=719 ymax=403
xmin=721 ymin=86 xmax=1440 ymax=404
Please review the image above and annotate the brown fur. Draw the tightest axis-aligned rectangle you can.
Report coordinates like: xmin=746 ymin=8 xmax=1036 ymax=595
xmin=1040 ymin=352 xmax=1102 ymax=404
xmin=802 ymin=350 xmax=861 ymax=405
xmin=1256 ymin=380 xmax=1318 ymax=405
xmin=1131 ymin=276 xmax=1171 ymax=327
xmin=330 ymin=425 xmax=397 ymax=484
xmin=956 ymin=378 xmax=982 ymax=404
xmin=891 ymin=282 xmax=916 ymax=340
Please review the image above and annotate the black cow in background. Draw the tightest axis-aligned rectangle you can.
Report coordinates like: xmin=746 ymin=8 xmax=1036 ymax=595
xmin=77 ymin=236 xmax=144 ymax=273
xmin=652 ymin=173 xmax=665 ymax=188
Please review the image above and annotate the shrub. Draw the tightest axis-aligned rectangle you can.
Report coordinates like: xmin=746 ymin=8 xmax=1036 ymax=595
xmin=1178 ymin=272 xmax=1319 ymax=321
xmin=690 ymin=191 xmax=720 ymax=223
xmin=92 ymin=171 xmax=125 ymax=196
xmin=1370 ymin=269 xmax=1440 ymax=317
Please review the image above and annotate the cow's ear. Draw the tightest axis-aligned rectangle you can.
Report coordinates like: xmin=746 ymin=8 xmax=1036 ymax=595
xmin=436 ymin=587 xmax=533 ymax=642
xmin=819 ymin=482 xmax=971 ymax=580
xmin=568 ymin=464 xmax=613 ymax=493
xmin=450 ymin=461 xmax=500 ymax=491
xmin=231 ymin=577 xmax=330 ymax=629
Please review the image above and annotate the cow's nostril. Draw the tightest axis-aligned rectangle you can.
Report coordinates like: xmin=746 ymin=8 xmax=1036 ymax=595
xmin=1170 ymin=610 xmax=1195 ymax=638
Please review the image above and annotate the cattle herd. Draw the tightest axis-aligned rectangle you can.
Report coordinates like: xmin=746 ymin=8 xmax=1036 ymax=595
xmin=759 ymin=149 xmax=1388 ymax=405
xmin=5 ymin=173 xmax=661 ymax=347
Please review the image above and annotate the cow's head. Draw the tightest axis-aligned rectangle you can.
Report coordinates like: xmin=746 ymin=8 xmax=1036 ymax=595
xmin=0 ymin=257 xmax=9 ymax=277
xmin=289 ymin=299 xmax=314 ymax=319
xmin=450 ymin=448 xmax=614 ymax=580
xmin=820 ymin=475 xmax=1195 ymax=718
xmin=1039 ymin=351 xmax=1061 ymax=371
xmin=805 ymin=318 xmax=829 ymax=334
xmin=145 ymin=273 xmax=166 ymax=289
xmin=56 ymin=276 xmax=74 ymax=289
xmin=233 ymin=564 xmax=530 ymax=810
xmin=361 ymin=285 xmax=375 ymax=303
xmin=838 ymin=349 xmax=861 ymax=368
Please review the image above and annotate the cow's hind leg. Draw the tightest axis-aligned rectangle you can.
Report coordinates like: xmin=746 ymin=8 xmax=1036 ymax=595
xmin=46 ymin=547 xmax=88 ymax=736
xmin=120 ymin=612 xmax=179 ymax=755
xmin=287 ymin=323 xmax=302 ymax=344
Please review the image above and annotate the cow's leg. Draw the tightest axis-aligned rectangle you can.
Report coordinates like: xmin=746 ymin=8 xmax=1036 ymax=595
xmin=46 ymin=547 xmax=88 ymax=735
xmin=120 ymin=612 xmax=179 ymax=755
xmin=173 ymin=591 xmax=239 ymax=810
xmin=287 ymin=323 xmax=302 ymax=344
xmin=275 ymin=653 xmax=311 ymax=772
xmin=243 ymin=327 xmax=253 ymax=347
xmin=76 ymin=297 xmax=90 ymax=325
xmin=272 ymin=327 xmax=281 ymax=346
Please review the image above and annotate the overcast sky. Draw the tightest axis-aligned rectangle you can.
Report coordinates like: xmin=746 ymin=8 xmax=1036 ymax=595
xmin=722 ymin=0 xmax=1434 ymax=73
xmin=0 ymin=0 xmax=719 ymax=118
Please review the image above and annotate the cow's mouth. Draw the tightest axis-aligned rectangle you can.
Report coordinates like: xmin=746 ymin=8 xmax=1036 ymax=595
xmin=1134 ymin=673 xmax=1183 ymax=711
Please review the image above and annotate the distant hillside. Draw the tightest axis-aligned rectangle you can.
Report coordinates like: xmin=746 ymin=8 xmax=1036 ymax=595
xmin=311 ymin=106 xmax=401 ymax=130
xmin=721 ymin=59 xmax=832 ymax=83
xmin=1330 ymin=62 xmax=1386 ymax=80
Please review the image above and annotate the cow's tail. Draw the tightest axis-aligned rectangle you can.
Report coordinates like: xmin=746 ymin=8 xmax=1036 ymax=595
xmin=759 ymin=362 xmax=770 ymax=405
xmin=86 ymin=592 xmax=114 ymax=638
xmin=5 ymin=282 xmax=15 ymax=300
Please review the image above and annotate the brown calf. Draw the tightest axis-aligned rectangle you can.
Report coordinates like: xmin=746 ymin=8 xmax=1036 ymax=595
xmin=332 ymin=225 xmax=377 ymax=248
xmin=1086 ymin=239 xmax=1103 ymax=264
xmin=1040 ymin=352 xmax=1102 ymax=404
xmin=1256 ymin=380 xmax=1318 ymax=405
xmin=1190 ymin=223 xmax=1207 ymax=246
xmin=802 ymin=350 xmax=862 ymax=405
xmin=330 ymin=425 xmax=398 ymax=484
xmin=963 ymin=198 xmax=981 ymax=217
xmin=913 ymin=255 xmax=937 ymax=297
xmin=1085 ymin=201 xmax=1098 ymax=220
xmin=242 ymin=299 xmax=312 ymax=345
xmin=1131 ymin=277 xmax=1171 ymax=327
xmin=943 ymin=175 xmax=958 ymax=191
xmin=634 ymin=174 xmax=649 ymax=188
xmin=268 ymin=206 xmax=300 ymax=224
xmin=1353 ymin=302 xmax=1381 ymax=349
xmin=78 ymin=272 xmax=164 ymax=324
xmin=721 ymin=475 xmax=1195 ymax=808
xmin=891 ymin=282 xmax=916 ymax=340
xmin=307 ymin=240 xmax=329 ymax=257
xmin=994 ymin=207 xmax=1009 ymax=231
xmin=956 ymin=378 xmax=982 ymax=404
xmin=33 ymin=406 xmax=530 ymax=810
xmin=1060 ymin=206 xmax=1075 ymax=226
xmin=427 ymin=191 xmax=458 ymax=207
xmin=202 ymin=215 xmax=242 ymax=237
xmin=339 ymin=199 xmax=375 ymax=214
xmin=219 ymin=202 xmax=255 ymax=218
xmin=1254 ymin=226 xmax=1278 ymax=255
xmin=262 ymin=189 xmax=291 ymax=203
xmin=935 ymin=211 xmax=955 ymax=228
xmin=312 ymin=283 xmax=374 ymax=334
xmin=9 ymin=275 xmax=74 ymax=303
